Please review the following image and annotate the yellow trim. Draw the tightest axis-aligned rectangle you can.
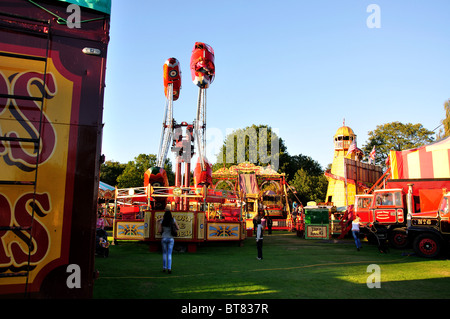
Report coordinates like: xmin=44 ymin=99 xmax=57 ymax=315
xmin=390 ymin=150 xmax=399 ymax=179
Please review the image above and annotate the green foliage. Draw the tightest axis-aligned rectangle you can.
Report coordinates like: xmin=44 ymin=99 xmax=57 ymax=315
xmin=100 ymin=160 xmax=126 ymax=186
xmin=437 ymin=99 xmax=450 ymax=139
xmin=362 ymin=121 xmax=435 ymax=167
xmin=211 ymin=124 xmax=327 ymax=204
xmin=290 ymin=169 xmax=328 ymax=204
xmin=281 ymin=154 xmax=323 ymax=181
xmin=100 ymin=119 xmax=436 ymax=209
xmin=116 ymin=154 xmax=157 ymax=188
xmin=101 ymin=154 xmax=174 ymax=188
xmin=213 ymin=124 xmax=287 ymax=172
xmin=101 ymin=119 xmax=436 ymax=208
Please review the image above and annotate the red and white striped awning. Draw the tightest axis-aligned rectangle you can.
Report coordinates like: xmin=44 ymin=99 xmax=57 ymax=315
xmin=390 ymin=136 xmax=450 ymax=179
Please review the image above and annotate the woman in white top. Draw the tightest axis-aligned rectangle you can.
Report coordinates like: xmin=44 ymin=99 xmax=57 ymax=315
xmin=352 ymin=214 xmax=362 ymax=251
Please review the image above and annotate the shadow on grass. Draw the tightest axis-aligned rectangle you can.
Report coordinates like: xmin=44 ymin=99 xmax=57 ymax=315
xmin=93 ymin=232 xmax=450 ymax=299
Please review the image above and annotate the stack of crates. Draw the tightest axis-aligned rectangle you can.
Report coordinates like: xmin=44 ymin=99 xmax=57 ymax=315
xmin=304 ymin=203 xmax=332 ymax=239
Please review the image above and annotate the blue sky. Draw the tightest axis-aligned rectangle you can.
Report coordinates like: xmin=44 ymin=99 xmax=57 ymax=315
xmin=101 ymin=0 xmax=450 ymax=169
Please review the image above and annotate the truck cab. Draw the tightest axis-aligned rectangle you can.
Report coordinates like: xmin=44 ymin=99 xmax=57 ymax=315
xmin=408 ymin=192 xmax=450 ymax=258
xmin=371 ymin=189 xmax=405 ymax=225
xmin=354 ymin=189 xmax=408 ymax=249
xmin=355 ymin=194 xmax=373 ymax=226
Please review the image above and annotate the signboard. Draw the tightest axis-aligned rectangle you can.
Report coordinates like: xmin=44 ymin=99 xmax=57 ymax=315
xmin=411 ymin=218 xmax=438 ymax=227
xmin=207 ymin=222 xmax=241 ymax=240
xmin=0 ymin=47 xmax=81 ymax=294
xmin=154 ymin=211 xmax=195 ymax=239
xmin=374 ymin=209 xmax=397 ymax=224
xmin=115 ymin=221 xmax=146 ymax=240
xmin=330 ymin=221 xmax=342 ymax=235
xmin=0 ymin=0 xmax=110 ymax=297
xmin=305 ymin=225 xmax=329 ymax=239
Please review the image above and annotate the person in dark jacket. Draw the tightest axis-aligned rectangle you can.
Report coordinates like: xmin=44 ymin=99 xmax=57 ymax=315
xmin=255 ymin=210 xmax=264 ymax=260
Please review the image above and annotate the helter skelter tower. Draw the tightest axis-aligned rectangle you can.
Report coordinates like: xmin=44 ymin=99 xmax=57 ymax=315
xmin=324 ymin=120 xmax=383 ymax=208
xmin=324 ymin=122 xmax=358 ymax=207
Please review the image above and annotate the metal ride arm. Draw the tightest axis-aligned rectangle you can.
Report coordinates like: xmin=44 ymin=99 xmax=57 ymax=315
xmin=194 ymin=87 xmax=207 ymax=170
xmin=156 ymin=83 xmax=174 ymax=168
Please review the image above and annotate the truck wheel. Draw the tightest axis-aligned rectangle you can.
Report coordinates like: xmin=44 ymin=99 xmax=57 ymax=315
xmin=413 ymin=233 xmax=441 ymax=258
xmin=389 ymin=229 xmax=408 ymax=249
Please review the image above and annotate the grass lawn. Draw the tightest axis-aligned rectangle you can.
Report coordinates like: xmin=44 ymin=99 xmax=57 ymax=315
xmin=93 ymin=231 xmax=450 ymax=299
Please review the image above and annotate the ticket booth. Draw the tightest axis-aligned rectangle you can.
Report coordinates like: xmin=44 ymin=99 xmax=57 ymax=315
xmin=304 ymin=203 xmax=334 ymax=240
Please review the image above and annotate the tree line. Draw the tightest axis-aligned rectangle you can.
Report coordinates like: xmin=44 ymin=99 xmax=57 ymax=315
xmin=101 ymin=98 xmax=448 ymax=205
xmin=100 ymin=124 xmax=330 ymax=205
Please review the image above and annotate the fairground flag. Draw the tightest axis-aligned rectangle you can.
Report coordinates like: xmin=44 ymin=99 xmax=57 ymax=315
xmin=369 ymin=146 xmax=376 ymax=164
xmin=346 ymin=140 xmax=356 ymax=156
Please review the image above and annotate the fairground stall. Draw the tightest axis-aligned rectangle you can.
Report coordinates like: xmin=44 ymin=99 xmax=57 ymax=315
xmin=112 ymin=185 xmax=246 ymax=252
xmin=98 ymin=181 xmax=115 ymax=228
xmin=212 ymin=162 xmax=291 ymax=231
xmin=292 ymin=201 xmax=344 ymax=239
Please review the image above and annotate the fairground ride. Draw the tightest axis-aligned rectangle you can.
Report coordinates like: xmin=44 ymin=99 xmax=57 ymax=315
xmin=112 ymin=43 xmax=246 ymax=251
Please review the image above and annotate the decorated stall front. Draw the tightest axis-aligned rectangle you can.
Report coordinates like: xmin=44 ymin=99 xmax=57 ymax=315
xmin=98 ymin=181 xmax=115 ymax=228
xmin=212 ymin=162 xmax=291 ymax=231
xmin=112 ymin=185 xmax=246 ymax=251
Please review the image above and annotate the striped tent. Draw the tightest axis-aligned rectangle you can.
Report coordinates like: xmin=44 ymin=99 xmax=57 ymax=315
xmin=390 ymin=136 xmax=450 ymax=179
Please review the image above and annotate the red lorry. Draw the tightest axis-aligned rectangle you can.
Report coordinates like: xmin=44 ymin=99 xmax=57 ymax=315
xmin=353 ymin=179 xmax=450 ymax=249
xmin=0 ymin=0 xmax=110 ymax=297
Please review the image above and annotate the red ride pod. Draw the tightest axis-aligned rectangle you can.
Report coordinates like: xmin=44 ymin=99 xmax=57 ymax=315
xmin=193 ymin=158 xmax=212 ymax=187
xmin=163 ymin=57 xmax=181 ymax=100
xmin=144 ymin=166 xmax=169 ymax=188
xmin=190 ymin=42 xmax=215 ymax=88
xmin=145 ymin=167 xmax=169 ymax=210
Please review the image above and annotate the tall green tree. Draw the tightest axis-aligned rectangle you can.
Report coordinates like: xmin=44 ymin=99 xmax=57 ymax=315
xmin=211 ymin=124 xmax=328 ymax=205
xmin=100 ymin=160 xmax=126 ymax=186
xmin=213 ymin=124 xmax=288 ymax=172
xmin=290 ymin=169 xmax=328 ymax=205
xmin=281 ymin=154 xmax=324 ymax=181
xmin=362 ymin=122 xmax=435 ymax=167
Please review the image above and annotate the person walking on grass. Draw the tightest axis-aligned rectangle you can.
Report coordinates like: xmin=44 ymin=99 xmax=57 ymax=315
xmin=255 ymin=209 xmax=264 ymax=260
xmin=352 ymin=214 xmax=362 ymax=251
xmin=158 ymin=209 xmax=180 ymax=274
